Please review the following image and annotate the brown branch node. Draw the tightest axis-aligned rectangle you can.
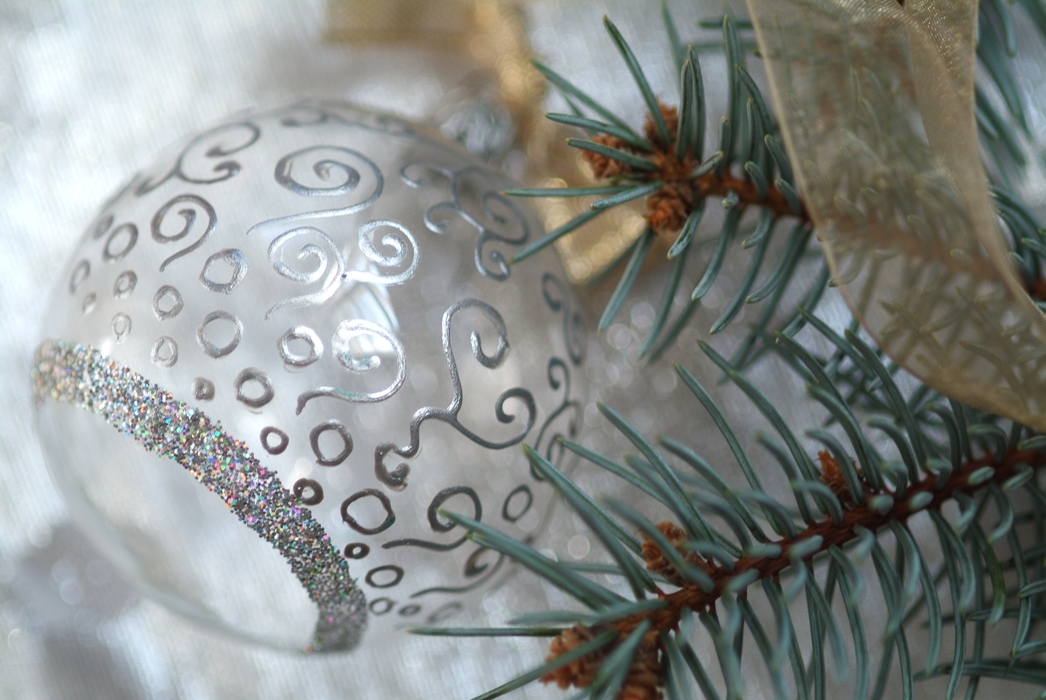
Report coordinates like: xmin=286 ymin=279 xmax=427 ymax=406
xmin=578 ymin=99 xmax=808 ymax=236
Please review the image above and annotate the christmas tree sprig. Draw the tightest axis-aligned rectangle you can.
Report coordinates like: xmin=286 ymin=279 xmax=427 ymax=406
xmin=417 ymin=324 xmax=1046 ymax=700
xmin=510 ymin=0 xmax=1046 ymax=368
xmin=412 ymin=2 xmax=1046 ymax=699
xmin=507 ymin=7 xmax=821 ymax=368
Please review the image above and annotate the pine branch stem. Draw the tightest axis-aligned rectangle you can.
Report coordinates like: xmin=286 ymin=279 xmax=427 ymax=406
xmin=545 ymin=445 xmax=1046 ymax=692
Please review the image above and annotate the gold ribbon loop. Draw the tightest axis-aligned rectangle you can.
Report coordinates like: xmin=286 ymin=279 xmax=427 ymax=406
xmin=748 ymin=0 xmax=1046 ymax=431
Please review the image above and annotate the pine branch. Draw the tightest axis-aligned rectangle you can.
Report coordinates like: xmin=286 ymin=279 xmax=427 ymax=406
xmin=422 ymin=4 xmax=1046 ymax=700
xmin=511 ymin=7 xmax=818 ymax=362
xmin=537 ymin=446 xmax=1044 ymax=697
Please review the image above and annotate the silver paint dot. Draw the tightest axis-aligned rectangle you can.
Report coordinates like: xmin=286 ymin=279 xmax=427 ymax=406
xmin=196 ymin=311 xmax=243 ymax=358
xmin=102 ymin=223 xmax=138 ymax=262
xmin=111 ymin=313 xmax=132 ymax=343
xmin=90 ymin=214 xmax=114 ymax=240
xmin=365 ymin=565 xmax=404 ymax=589
xmin=192 ymin=377 xmax=215 ymax=401
xmin=81 ymin=292 xmax=97 ymax=315
xmin=261 ymin=426 xmax=289 ymax=455
xmin=152 ymin=285 xmax=184 ymax=321
xmin=310 ymin=420 xmax=352 ymax=466
xmin=277 ymin=326 xmax=323 ymax=367
xmin=151 ymin=336 xmax=178 ymax=368
xmin=113 ymin=270 xmax=137 ymax=299
xmin=200 ymin=249 xmax=248 ymax=294
xmin=69 ymin=260 xmax=90 ymax=294
xmin=234 ymin=367 xmax=273 ymax=408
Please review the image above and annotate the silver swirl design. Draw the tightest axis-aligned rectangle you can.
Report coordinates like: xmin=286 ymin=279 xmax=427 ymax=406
xmin=264 ymin=227 xmax=345 ymax=319
xmin=136 ymin=121 xmax=261 ymax=195
xmin=531 ymin=358 xmax=582 ymax=478
xmin=400 ymin=164 xmax=529 ymax=281
xmin=295 ymin=320 xmax=406 ymax=414
xmin=151 ymin=194 xmax=218 ymax=272
xmin=246 ymin=146 xmax=383 ymax=235
xmin=542 ymin=274 xmax=587 ymax=366
xmin=382 ymin=486 xmax=481 ymax=552
xmin=273 ymin=101 xmax=416 ymax=137
xmin=343 ymin=220 xmax=420 ymax=287
xmin=373 ymin=299 xmax=537 ymax=490
xmin=408 ymin=545 xmax=506 ymax=598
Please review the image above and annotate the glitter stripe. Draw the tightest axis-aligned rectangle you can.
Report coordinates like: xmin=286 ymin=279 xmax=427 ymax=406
xmin=32 ymin=339 xmax=366 ymax=652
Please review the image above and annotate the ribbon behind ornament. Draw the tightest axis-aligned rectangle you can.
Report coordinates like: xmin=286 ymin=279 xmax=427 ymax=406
xmin=747 ymin=0 xmax=1046 ymax=431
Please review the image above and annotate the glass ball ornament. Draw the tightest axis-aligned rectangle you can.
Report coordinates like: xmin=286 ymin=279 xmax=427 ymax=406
xmin=32 ymin=101 xmax=588 ymax=653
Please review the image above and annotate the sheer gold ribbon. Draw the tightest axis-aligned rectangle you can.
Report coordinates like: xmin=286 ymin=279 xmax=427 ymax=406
xmin=747 ymin=0 xmax=1046 ymax=431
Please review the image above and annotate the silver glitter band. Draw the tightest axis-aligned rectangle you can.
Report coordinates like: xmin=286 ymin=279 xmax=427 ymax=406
xmin=32 ymin=339 xmax=367 ymax=652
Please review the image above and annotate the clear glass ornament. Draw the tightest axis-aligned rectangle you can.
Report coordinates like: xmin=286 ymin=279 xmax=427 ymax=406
xmin=32 ymin=101 xmax=587 ymax=653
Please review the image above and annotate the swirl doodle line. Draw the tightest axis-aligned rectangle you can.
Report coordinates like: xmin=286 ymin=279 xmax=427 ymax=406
xmin=136 ymin=121 xmax=261 ymax=196
xmin=382 ymin=486 xmax=482 ymax=552
xmin=531 ymin=357 xmax=582 ymax=479
xmin=425 ymin=601 xmax=464 ymax=624
xmin=264 ymin=227 xmax=345 ymax=319
xmin=152 ymin=194 xmax=218 ymax=272
xmin=296 ymin=319 xmax=406 ymax=414
xmin=400 ymin=163 xmax=529 ymax=281
xmin=342 ymin=220 xmax=420 ymax=288
xmin=542 ymin=274 xmax=587 ymax=366
xmin=245 ymin=146 xmax=383 ymax=235
xmin=408 ymin=545 xmax=506 ymax=598
xmin=271 ymin=101 xmax=417 ymax=137
xmin=373 ymin=298 xmax=537 ymax=490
